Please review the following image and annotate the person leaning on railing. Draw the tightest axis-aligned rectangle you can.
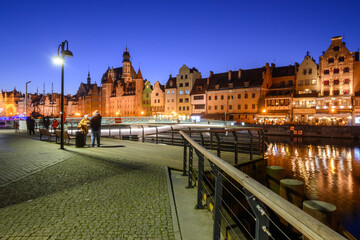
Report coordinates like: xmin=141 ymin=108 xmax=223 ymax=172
xmin=78 ymin=115 xmax=90 ymax=145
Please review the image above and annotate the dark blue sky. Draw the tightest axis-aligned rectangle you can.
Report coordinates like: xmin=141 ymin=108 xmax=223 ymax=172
xmin=1 ymin=0 xmax=360 ymax=94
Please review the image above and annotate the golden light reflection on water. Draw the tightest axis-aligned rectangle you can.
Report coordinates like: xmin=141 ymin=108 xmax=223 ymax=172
xmin=266 ymin=143 xmax=360 ymax=236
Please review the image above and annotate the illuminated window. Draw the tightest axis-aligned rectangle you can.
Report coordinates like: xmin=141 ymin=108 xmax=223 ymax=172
xmin=179 ymin=91 xmax=183 ymax=95
xmin=311 ymin=79 xmax=317 ymax=85
xmin=185 ymin=90 xmax=189 ymax=94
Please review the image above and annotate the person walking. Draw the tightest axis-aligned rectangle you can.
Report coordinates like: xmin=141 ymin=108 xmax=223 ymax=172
xmin=78 ymin=115 xmax=89 ymax=145
xmin=89 ymin=110 xmax=102 ymax=147
xmin=52 ymin=118 xmax=59 ymax=131
xmin=28 ymin=117 xmax=35 ymax=135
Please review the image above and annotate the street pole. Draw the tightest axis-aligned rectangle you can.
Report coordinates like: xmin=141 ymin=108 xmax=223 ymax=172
xmin=60 ymin=62 xmax=65 ymax=149
xmin=25 ymin=81 xmax=31 ymax=117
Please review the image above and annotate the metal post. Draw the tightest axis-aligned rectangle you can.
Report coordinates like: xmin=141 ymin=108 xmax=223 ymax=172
xmin=188 ymin=127 xmax=191 ymax=137
xmin=214 ymin=132 xmax=221 ymax=157
xmin=25 ymin=81 xmax=31 ymax=117
xmin=155 ymin=126 xmax=158 ymax=144
xmin=141 ymin=125 xmax=145 ymax=142
xmin=232 ymin=131 xmax=238 ymax=165
xmin=200 ymin=132 xmax=204 ymax=146
xmin=129 ymin=125 xmax=132 ymax=135
xmin=187 ymin=145 xmax=194 ymax=188
xmin=210 ymin=164 xmax=223 ymax=240
xmin=248 ymin=130 xmax=253 ymax=160
xmin=171 ymin=126 xmax=174 ymax=145
xmin=195 ymin=150 xmax=204 ymax=209
xmin=244 ymin=188 xmax=270 ymax=240
xmin=182 ymin=139 xmax=188 ymax=176
xmin=60 ymin=62 xmax=64 ymax=150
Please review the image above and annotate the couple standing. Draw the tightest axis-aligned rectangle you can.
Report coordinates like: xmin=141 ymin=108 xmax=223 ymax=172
xmin=78 ymin=110 xmax=102 ymax=147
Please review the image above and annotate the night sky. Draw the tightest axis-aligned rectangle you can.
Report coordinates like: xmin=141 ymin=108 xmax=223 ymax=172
xmin=1 ymin=0 xmax=360 ymax=95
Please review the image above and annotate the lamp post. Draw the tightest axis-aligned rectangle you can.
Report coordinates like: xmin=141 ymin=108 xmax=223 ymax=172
xmin=53 ymin=40 xmax=73 ymax=150
xmin=25 ymin=81 xmax=31 ymax=117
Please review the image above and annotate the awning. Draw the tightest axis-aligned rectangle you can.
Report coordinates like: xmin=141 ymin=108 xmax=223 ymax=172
xmin=256 ymin=114 xmax=288 ymax=118
xmin=313 ymin=113 xmax=352 ymax=118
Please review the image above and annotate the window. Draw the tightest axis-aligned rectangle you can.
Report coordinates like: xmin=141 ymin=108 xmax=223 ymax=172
xmin=196 ymin=86 xmax=202 ymax=91
xmin=245 ymin=104 xmax=248 ymax=109
xmin=179 ymin=83 xmax=183 ymax=87
xmin=181 ymin=75 xmax=183 ymax=79
xmin=305 ymin=80 xmax=310 ymax=86
xmin=171 ymin=90 xmax=174 ymax=94
xmin=229 ymin=105 xmax=232 ymax=110
xmin=252 ymin=104 xmax=255 ymax=109
xmin=333 ymin=90 xmax=339 ymax=96
xmin=142 ymin=100 xmax=145 ymax=104
xmin=308 ymin=68 xmax=312 ymax=74
xmin=209 ymin=106 xmax=211 ymax=110
xmin=324 ymin=91 xmax=330 ymax=96
xmin=185 ymin=90 xmax=189 ymax=94
xmin=333 ymin=46 xmax=339 ymax=51
xmin=311 ymin=79 xmax=317 ymax=85
xmin=339 ymin=56 xmax=344 ymax=62
xmin=328 ymin=58 xmax=334 ymax=63
xmin=252 ymin=93 xmax=255 ymax=98
xmin=195 ymin=104 xmax=205 ymax=109
xmin=334 ymin=79 xmax=339 ymax=85
xmin=179 ymin=90 xmax=183 ymax=95
xmin=156 ymin=93 xmax=159 ymax=96
xmin=194 ymin=95 xmax=204 ymax=100
xmin=215 ymin=96 xmax=218 ymax=100
xmin=169 ymin=81 xmax=173 ymax=87
xmin=280 ymin=81 xmax=285 ymax=87
xmin=288 ymin=81 xmax=293 ymax=86
xmin=215 ymin=106 xmax=218 ymax=110
xmin=185 ymin=82 xmax=189 ymax=87
xmin=209 ymin=96 xmax=212 ymax=100
xmin=334 ymin=68 xmax=339 ymax=74
xmin=187 ymin=106 xmax=189 ymax=110
xmin=221 ymin=105 xmax=224 ymax=110
xmin=179 ymin=98 xmax=183 ymax=103
xmin=303 ymin=69 xmax=307 ymax=75
xmin=343 ymin=89 xmax=350 ymax=95
xmin=172 ymin=99 xmax=174 ymax=102
xmin=154 ymin=100 xmax=156 ymax=103
xmin=298 ymin=80 xmax=303 ymax=86
xmin=324 ymin=70 xmax=330 ymax=75
xmin=324 ymin=80 xmax=329 ymax=85
xmin=221 ymin=95 xmax=224 ymax=100
xmin=167 ymin=91 xmax=170 ymax=95
xmin=344 ymin=67 xmax=350 ymax=73
xmin=185 ymin=75 xmax=188 ymax=79
xmin=344 ymin=79 xmax=350 ymax=84
xmin=185 ymin=98 xmax=189 ymax=103
xmin=245 ymin=93 xmax=248 ymax=98
xmin=238 ymin=105 xmax=241 ymax=109
xmin=238 ymin=94 xmax=241 ymax=99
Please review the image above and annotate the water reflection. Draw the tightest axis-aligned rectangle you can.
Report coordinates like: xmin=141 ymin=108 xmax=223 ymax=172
xmin=265 ymin=137 xmax=360 ymax=238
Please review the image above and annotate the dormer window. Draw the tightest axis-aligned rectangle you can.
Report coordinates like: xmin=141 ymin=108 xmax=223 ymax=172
xmin=196 ymin=86 xmax=202 ymax=91
xmin=169 ymin=81 xmax=173 ymax=87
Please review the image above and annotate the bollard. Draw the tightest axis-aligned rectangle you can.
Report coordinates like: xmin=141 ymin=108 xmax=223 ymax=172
xmin=280 ymin=179 xmax=304 ymax=208
xmin=266 ymin=166 xmax=285 ymax=194
xmin=303 ymin=200 xmax=338 ymax=231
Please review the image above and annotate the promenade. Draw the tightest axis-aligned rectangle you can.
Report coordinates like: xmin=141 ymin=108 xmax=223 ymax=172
xmin=0 ymin=130 xmax=213 ymax=240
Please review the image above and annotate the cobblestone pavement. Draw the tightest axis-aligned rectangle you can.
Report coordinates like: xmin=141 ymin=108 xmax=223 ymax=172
xmin=0 ymin=130 xmax=175 ymax=239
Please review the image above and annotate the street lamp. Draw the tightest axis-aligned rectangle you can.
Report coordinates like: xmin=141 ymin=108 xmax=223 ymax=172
xmin=53 ymin=40 xmax=73 ymax=150
xmin=25 ymin=81 xmax=31 ymax=117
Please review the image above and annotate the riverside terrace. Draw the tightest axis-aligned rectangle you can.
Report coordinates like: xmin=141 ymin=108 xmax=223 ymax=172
xmin=0 ymin=125 xmax=346 ymax=239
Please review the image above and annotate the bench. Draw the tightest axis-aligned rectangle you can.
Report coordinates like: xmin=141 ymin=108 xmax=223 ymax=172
xmin=39 ymin=129 xmax=56 ymax=142
xmin=55 ymin=130 xmax=76 ymax=144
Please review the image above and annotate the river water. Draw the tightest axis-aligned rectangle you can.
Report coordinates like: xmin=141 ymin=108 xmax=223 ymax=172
xmin=265 ymin=136 xmax=360 ymax=238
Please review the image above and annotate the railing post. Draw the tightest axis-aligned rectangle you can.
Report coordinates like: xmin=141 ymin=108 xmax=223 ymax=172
xmin=141 ymin=125 xmax=145 ymax=142
xmin=171 ymin=126 xmax=174 ymax=145
xmin=210 ymin=163 xmax=223 ymax=240
xmin=200 ymin=132 xmax=204 ymax=146
xmin=195 ymin=150 xmax=204 ymax=209
xmin=182 ymin=139 xmax=188 ymax=176
xmin=244 ymin=188 xmax=270 ymax=240
xmin=214 ymin=132 xmax=221 ymax=157
xmin=155 ymin=126 xmax=158 ymax=144
xmin=129 ymin=125 xmax=132 ymax=135
xmin=232 ymin=131 xmax=238 ymax=165
xmin=248 ymin=130 xmax=253 ymax=160
xmin=187 ymin=145 xmax=194 ymax=188
xmin=188 ymin=127 xmax=191 ymax=137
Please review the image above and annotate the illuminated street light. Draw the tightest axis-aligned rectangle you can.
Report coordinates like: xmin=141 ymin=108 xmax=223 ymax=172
xmin=53 ymin=40 xmax=73 ymax=150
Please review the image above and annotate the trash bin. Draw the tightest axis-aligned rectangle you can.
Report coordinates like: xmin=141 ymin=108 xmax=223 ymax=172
xmin=76 ymin=131 xmax=85 ymax=147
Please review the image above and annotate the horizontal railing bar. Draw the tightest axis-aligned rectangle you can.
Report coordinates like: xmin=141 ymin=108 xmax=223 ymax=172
xmin=180 ymin=130 xmax=345 ymax=240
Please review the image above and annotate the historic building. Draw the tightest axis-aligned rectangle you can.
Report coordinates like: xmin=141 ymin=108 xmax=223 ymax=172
xmin=101 ymin=49 xmax=145 ymax=117
xmin=176 ymin=65 xmax=202 ymax=118
xmin=142 ymin=81 xmax=152 ymax=116
xmin=0 ymin=89 xmax=23 ymax=116
xmin=206 ymin=68 xmax=267 ymax=123
xmin=292 ymin=53 xmax=318 ymax=123
xmin=151 ymin=81 xmax=165 ymax=115
xmin=316 ymin=36 xmax=358 ymax=124
xmin=190 ymin=78 xmax=207 ymax=116
xmin=164 ymin=75 xmax=177 ymax=116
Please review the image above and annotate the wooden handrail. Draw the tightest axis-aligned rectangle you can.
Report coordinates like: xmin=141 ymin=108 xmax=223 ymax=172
xmin=180 ymin=130 xmax=345 ymax=240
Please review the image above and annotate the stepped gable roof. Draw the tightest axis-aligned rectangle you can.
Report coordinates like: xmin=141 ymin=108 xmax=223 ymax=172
xmin=207 ymin=67 xmax=265 ymax=91
xmin=272 ymin=65 xmax=295 ymax=78
xmin=159 ymin=83 xmax=165 ymax=92
xmin=165 ymin=77 xmax=177 ymax=89
xmin=190 ymin=78 xmax=207 ymax=95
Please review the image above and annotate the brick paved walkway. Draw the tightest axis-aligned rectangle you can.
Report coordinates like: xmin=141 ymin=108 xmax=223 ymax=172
xmin=0 ymin=130 xmax=175 ymax=239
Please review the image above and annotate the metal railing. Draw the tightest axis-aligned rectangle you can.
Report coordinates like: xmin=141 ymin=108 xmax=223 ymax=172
xmin=180 ymin=130 xmax=346 ymax=240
